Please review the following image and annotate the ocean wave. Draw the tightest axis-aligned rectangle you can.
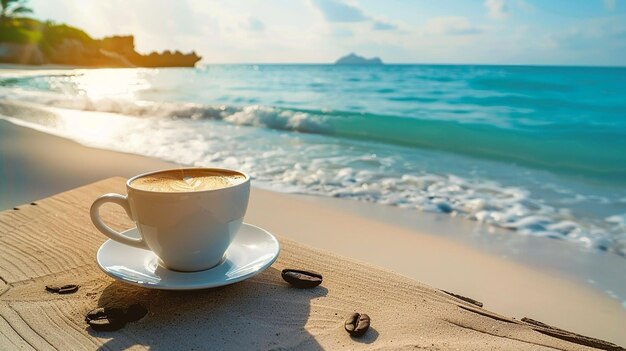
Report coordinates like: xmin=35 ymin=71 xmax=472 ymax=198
xmin=3 ymin=91 xmax=625 ymax=184
xmin=0 ymin=98 xmax=625 ymax=257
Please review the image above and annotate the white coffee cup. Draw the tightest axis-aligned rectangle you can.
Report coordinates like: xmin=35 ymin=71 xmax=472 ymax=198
xmin=90 ymin=168 xmax=250 ymax=272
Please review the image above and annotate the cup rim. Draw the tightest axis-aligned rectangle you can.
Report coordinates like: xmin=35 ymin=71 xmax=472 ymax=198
xmin=126 ymin=167 xmax=250 ymax=194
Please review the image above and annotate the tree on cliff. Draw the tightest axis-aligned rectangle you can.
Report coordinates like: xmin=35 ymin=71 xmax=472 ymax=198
xmin=0 ymin=0 xmax=32 ymax=22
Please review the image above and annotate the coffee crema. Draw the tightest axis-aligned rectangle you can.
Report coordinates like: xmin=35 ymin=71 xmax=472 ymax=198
xmin=131 ymin=169 xmax=246 ymax=192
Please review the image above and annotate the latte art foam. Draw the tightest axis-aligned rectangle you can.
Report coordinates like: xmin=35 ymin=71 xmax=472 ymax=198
xmin=131 ymin=169 xmax=246 ymax=192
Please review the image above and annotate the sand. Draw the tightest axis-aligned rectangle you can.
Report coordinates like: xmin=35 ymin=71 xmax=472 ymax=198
xmin=1 ymin=120 xmax=625 ymax=349
xmin=2 ymin=178 xmax=622 ymax=351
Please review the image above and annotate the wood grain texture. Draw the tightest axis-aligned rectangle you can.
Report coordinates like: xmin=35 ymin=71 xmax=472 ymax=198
xmin=0 ymin=178 xmax=622 ymax=350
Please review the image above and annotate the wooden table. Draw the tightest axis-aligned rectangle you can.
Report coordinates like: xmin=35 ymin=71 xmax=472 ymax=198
xmin=0 ymin=178 xmax=620 ymax=350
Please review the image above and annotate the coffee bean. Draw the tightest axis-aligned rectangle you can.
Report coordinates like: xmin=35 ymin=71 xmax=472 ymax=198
xmin=125 ymin=303 xmax=148 ymax=322
xmin=85 ymin=307 xmax=126 ymax=331
xmin=344 ymin=313 xmax=370 ymax=337
xmin=45 ymin=285 xmax=61 ymax=293
xmin=281 ymin=269 xmax=322 ymax=289
xmin=45 ymin=284 xmax=79 ymax=294
xmin=88 ymin=316 xmax=126 ymax=332
xmin=85 ymin=307 xmax=125 ymax=323
xmin=58 ymin=284 xmax=79 ymax=294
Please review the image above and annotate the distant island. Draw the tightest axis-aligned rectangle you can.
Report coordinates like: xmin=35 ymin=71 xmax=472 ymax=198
xmin=0 ymin=18 xmax=201 ymax=67
xmin=335 ymin=53 xmax=383 ymax=65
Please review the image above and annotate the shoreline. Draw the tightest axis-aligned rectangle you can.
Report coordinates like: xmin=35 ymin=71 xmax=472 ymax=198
xmin=0 ymin=63 xmax=84 ymax=71
xmin=2 ymin=119 xmax=626 ymax=345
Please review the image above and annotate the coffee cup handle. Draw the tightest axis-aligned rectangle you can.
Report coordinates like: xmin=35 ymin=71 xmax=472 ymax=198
xmin=90 ymin=193 xmax=149 ymax=249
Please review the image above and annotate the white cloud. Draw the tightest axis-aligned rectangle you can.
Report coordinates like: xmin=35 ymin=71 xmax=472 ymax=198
xmin=331 ymin=27 xmax=353 ymax=37
xmin=373 ymin=21 xmax=397 ymax=31
xmin=310 ymin=0 xmax=398 ymax=32
xmin=242 ymin=17 xmax=266 ymax=32
xmin=515 ymin=0 xmax=535 ymax=12
xmin=310 ymin=0 xmax=367 ymax=22
xmin=424 ymin=17 xmax=482 ymax=36
xmin=545 ymin=16 xmax=626 ymax=49
xmin=485 ymin=0 xmax=508 ymax=20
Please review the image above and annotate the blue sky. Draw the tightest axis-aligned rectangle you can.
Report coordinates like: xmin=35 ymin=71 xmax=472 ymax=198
xmin=29 ymin=0 xmax=626 ymax=65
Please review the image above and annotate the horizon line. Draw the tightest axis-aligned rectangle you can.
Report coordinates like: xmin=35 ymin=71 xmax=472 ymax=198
xmin=197 ymin=62 xmax=626 ymax=69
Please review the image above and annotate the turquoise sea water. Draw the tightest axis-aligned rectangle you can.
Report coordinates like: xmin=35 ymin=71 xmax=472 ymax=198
xmin=1 ymin=64 xmax=625 ymax=256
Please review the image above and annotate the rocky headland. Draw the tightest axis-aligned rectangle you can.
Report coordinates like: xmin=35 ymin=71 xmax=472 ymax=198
xmin=0 ymin=18 xmax=201 ymax=67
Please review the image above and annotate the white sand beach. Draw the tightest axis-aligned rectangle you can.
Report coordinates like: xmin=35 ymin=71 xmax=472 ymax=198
xmin=1 ymin=119 xmax=625 ymax=348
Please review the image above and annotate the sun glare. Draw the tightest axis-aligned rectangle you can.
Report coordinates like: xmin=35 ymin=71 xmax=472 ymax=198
xmin=56 ymin=108 xmax=135 ymax=146
xmin=73 ymin=69 xmax=152 ymax=99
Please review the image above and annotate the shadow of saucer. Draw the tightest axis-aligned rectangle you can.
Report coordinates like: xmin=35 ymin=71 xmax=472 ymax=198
xmin=89 ymin=267 xmax=328 ymax=350
xmin=350 ymin=326 xmax=380 ymax=344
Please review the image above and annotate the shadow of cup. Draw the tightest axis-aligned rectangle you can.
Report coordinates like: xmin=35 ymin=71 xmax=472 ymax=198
xmin=90 ymin=267 xmax=328 ymax=350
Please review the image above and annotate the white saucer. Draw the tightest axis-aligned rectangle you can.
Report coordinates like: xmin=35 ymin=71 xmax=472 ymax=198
xmin=96 ymin=223 xmax=280 ymax=290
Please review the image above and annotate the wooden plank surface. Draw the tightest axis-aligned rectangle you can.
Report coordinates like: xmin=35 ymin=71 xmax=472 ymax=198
xmin=0 ymin=178 xmax=621 ymax=350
